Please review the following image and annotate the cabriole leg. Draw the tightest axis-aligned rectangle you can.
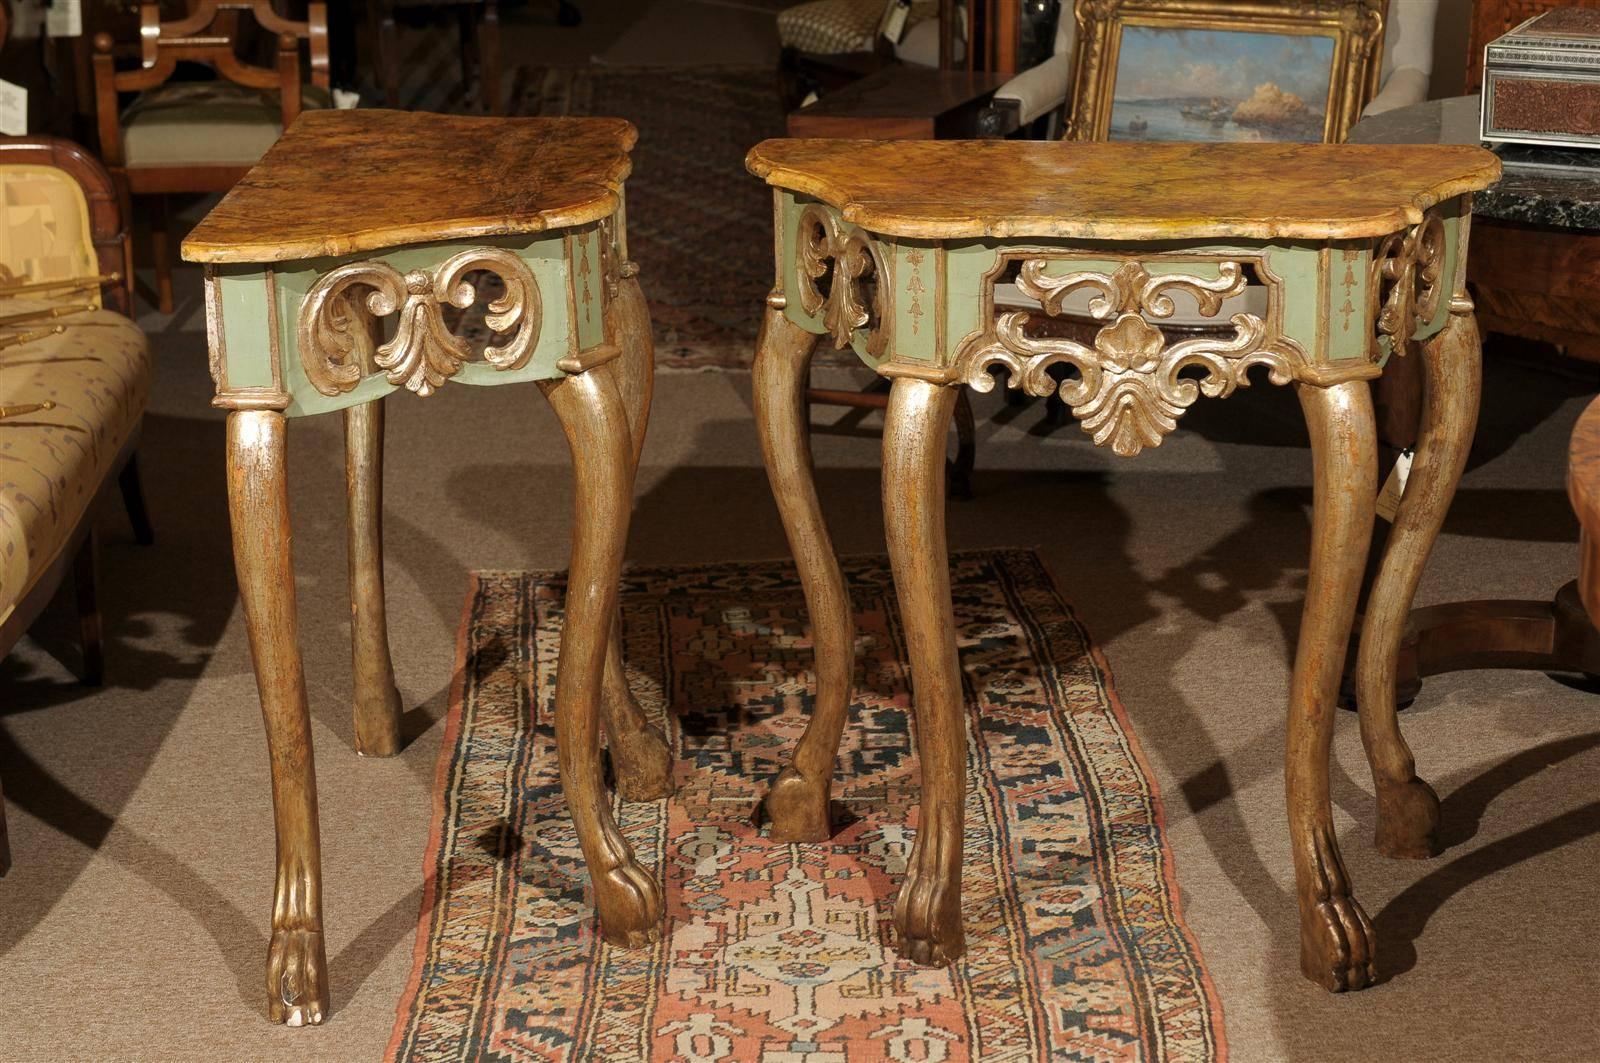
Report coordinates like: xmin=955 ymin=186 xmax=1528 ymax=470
xmin=345 ymin=398 xmax=403 ymax=757
xmin=753 ymin=304 xmax=850 ymax=843
xmin=1356 ymin=301 xmax=1482 ymax=858
xmin=227 ymin=410 xmax=328 ymax=1025
xmin=600 ymin=274 xmax=674 ymax=801
xmin=539 ymin=369 xmax=662 ymax=946
xmin=883 ymin=377 xmax=965 ymax=966
xmin=1291 ymin=381 xmax=1379 ymax=992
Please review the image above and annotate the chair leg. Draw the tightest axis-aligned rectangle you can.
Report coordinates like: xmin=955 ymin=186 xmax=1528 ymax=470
xmin=0 ymin=770 xmax=9 ymax=877
xmin=478 ymin=1 xmax=502 ymax=114
xmin=119 ymin=453 xmax=155 ymax=546
xmin=74 ymin=525 xmax=105 ymax=687
xmin=372 ymin=0 xmax=400 ymax=108
xmin=151 ymin=195 xmax=174 ymax=315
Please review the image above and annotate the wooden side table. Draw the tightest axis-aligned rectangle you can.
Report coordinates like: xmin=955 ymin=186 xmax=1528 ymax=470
xmin=745 ymin=138 xmax=1500 ymax=990
xmin=182 ymin=110 xmax=673 ymax=1025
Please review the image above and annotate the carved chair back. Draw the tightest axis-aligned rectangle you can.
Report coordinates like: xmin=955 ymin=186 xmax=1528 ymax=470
xmin=92 ymin=0 xmax=329 ymax=170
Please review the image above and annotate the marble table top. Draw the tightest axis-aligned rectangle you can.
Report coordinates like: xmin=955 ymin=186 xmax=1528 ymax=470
xmin=1350 ymin=95 xmax=1600 ymax=230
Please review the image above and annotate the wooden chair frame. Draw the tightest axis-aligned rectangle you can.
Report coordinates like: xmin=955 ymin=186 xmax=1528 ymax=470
xmin=91 ymin=0 xmax=328 ymax=312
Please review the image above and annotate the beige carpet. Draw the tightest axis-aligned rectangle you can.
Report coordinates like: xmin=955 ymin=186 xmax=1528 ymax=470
xmin=2 ymin=246 xmax=1600 ymax=1059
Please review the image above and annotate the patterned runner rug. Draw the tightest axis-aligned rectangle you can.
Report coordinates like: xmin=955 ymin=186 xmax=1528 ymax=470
xmin=387 ymin=551 xmax=1225 ymax=1062
xmin=520 ymin=66 xmax=786 ymax=370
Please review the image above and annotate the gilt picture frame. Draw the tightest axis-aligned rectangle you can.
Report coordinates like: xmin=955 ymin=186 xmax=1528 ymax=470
xmin=1063 ymin=0 xmax=1387 ymax=144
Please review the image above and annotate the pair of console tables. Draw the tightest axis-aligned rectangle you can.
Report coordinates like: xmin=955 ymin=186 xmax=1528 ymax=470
xmin=183 ymin=109 xmax=1497 ymax=1023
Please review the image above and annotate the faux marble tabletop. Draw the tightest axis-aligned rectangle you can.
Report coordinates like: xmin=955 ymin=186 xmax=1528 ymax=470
xmin=1350 ymin=95 xmax=1600 ymax=230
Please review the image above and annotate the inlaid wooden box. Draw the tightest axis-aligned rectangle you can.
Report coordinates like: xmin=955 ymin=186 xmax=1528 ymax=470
xmin=1482 ymin=9 xmax=1600 ymax=149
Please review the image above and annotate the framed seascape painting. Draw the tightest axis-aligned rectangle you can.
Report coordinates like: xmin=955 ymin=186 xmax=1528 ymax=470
xmin=1064 ymin=0 xmax=1387 ymax=144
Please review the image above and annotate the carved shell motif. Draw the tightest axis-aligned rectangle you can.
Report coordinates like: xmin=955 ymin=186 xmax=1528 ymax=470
xmin=795 ymin=204 xmax=888 ymax=357
xmin=298 ymin=247 xmax=542 ymax=398
xmin=957 ymin=258 xmax=1298 ymax=458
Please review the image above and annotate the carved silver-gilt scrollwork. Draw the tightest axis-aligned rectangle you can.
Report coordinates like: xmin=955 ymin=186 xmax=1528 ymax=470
xmin=957 ymin=259 xmax=1299 ymax=458
xmin=794 ymin=204 xmax=888 ymax=356
xmin=297 ymin=247 xmax=542 ymax=398
xmin=1373 ymin=208 xmax=1445 ymax=352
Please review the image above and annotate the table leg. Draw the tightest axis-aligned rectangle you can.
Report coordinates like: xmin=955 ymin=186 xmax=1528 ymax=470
xmin=600 ymin=275 xmax=674 ymax=802
xmin=539 ymin=370 xmax=661 ymax=947
xmin=883 ymin=377 xmax=965 ymax=966
xmin=345 ymin=398 xmax=403 ymax=757
xmin=1356 ymin=299 xmax=1482 ymax=859
xmin=1291 ymin=380 xmax=1378 ymax=992
xmin=227 ymin=410 xmax=328 ymax=1025
xmin=753 ymin=305 xmax=851 ymax=843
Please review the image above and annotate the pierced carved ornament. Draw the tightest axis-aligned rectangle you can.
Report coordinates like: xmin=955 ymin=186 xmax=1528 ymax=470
xmin=795 ymin=204 xmax=888 ymax=357
xmin=1372 ymin=209 xmax=1445 ymax=353
xmin=298 ymin=247 xmax=542 ymax=398
xmin=956 ymin=258 xmax=1298 ymax=458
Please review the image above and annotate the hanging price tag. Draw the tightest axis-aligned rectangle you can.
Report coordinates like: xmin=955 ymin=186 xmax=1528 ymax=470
xmin=46 ymin=0 xmax=84 ymax=37
xmin=1375 ymin=447 xmax=1414 ymax=523
xmin=0 ymin=80 xmax=27 ymax=136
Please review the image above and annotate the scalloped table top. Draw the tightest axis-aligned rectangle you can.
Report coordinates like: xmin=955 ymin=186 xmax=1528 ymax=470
xmin=183 ymin=110 xmax=637 ymax=264
xmin=746 ymin=139 xmax=1502 ymax=242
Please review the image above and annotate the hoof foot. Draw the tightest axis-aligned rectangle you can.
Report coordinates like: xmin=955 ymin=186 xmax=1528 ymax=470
xmin=594 ymin=860 xmax=663 ymax=948
xmin=267 ymin=926 xmax=329 ymax=1026
xmin=764 ymin=767 xmax=832 ymax=842
xmin=1375 ymin=776 xmax=1440 ymax=860
xmin=893 ymin=861 xmax=964 ymax=966
xmin=612 ymin=724 xmax=676 ymax=802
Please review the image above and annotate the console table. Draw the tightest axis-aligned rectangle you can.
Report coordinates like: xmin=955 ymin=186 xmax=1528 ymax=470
xmin=745 ymin=137 xmax=1500 ymax=991
xmin=182 ymin=109 xmax=672 ymax=1025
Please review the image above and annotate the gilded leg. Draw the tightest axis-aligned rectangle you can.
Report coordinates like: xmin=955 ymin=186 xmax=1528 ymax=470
xmin=345 ymin=398 xmax=403 ymax=757
xmin=883 ymin=378 xmax=965 ymax=966
xmin=600 ymin=274 xmax=674 ymax=801
xmin=753 ymin=304 xmax=850 ymax=843
xmin=1291 ymin=381 xmax=1379 ymax=992
xmin=539 ymin=370 xmax=661 ymax=946
xmin=1356 ymin=302 xmax=1481 ymax=859
xmin=227 ymin=410 xmax=328 ymax=1025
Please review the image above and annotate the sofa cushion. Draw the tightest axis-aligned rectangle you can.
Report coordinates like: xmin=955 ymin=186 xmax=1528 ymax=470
xmin=0 ymin=306 xmax=150 ymax=622
xmin=122 ymin=82 xmax=333 ymax=169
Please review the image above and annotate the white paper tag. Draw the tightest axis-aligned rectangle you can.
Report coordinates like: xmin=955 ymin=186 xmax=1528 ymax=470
xmin=1375 ymin=448 xmax=1414 ymax=523
xmin=879 ymin=0 xmax=911 ymax=42
xmin=46 ymin=0 xmax=84 ymax=37
xmin=0 ymin=80 xmax=27 ymax=136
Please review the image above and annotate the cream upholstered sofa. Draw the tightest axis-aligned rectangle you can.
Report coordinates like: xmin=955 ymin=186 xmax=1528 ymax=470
xmin=0 ymin=137 xmax=153 ymax=874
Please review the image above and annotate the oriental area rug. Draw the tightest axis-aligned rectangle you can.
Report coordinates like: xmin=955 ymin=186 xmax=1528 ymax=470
xmin=387 ymin=551 xmax=1224 ymax=1062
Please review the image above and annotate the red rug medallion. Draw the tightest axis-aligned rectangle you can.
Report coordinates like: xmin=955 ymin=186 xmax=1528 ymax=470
xmin=389 ymin=551 xmax=1225 ymax=1061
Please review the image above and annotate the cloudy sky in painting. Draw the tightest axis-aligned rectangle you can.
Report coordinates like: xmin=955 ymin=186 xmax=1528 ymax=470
xmin=1113 ymin=27 xmax=1334 ymax=101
